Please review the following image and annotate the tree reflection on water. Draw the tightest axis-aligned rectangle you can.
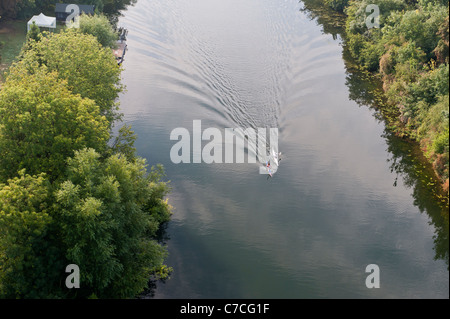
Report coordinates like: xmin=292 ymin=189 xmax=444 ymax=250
xmin=300 ymin=0 xmax=449 ymax=269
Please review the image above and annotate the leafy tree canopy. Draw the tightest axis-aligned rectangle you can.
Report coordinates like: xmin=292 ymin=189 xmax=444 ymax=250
xmin=79 ymin=14 xmax=118 ymax=48
xmin=0 ymin=65 xmax=110 ymax=181
xmin=54 ymin=148 xmax=172 ymax=298
xmin=14 ymin=29 xmax=124 ymax=123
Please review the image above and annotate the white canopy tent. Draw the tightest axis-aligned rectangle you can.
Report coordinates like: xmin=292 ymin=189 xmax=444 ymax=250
xmin=27 ymin=13 xmax=56 ymax=32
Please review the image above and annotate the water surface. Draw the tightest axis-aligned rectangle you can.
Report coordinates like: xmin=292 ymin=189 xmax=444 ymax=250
xmin=117 ymin=0 xmax=449 ymax=298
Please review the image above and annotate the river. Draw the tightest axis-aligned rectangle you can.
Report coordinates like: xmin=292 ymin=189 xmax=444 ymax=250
xmin=116 ymin=0 xmax=449 ymax=298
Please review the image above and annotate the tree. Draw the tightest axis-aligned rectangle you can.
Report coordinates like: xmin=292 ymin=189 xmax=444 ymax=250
xmin=0 ymin=0 xmax=33 ymax=19
xmin=1 ymin=0 xmax=137 ymax=19
xmin=19 ymin=20 xmax=42 ymax=54
xmin=109 ymin=125 xmax=138 ymax=162
xmin=324 ymin=0 xmax=349 ymax=12
xmin=15 ymin=29 xmax=124 ymax=123
xmin=73 ymin=0 xmax=138 ymax=16
xmin=79 ymin=14 xmax=118 ymax=48
xmin=0 ymin=65 xmax=110 ymax=181
xmin=26 ymin=21 xmax=41 ymax=42
xmin=434 ymin=15 xmax=449 ymax=64
xmin=0 ymin=6 xmax=173 ymax=299
xmin=0 ymin=171 xmax=63 ymax=298
xmin=0 ymin=148 xmax=173 ymax=298
xmin=54 ymin=148 xmax=172 ymax=298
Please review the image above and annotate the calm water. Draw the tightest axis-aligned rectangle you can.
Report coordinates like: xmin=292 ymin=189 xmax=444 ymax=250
xmin=117 ymin=0 xmax=449 ymax=298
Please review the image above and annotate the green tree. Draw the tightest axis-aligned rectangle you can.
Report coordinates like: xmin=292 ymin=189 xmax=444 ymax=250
xmin=0 ymin=65 xmax=110 ymax=181
xmin=15 ymin=29 xmax=124 ymax=123
xmin=54 ymin=148 xmax=172 ymax=298
xmin=1 ymin=0 xmax=137 ymax=19
xmin=79 ymin=14 xmax=118 ymax=48
xmin=343 ymin=0 xmax=449 ymax=185
xmin=76 ymin=0 xmax=138 ymax=16
xmin=434 ymin=14 xmax=449 ymax=64
xmin=0 ymin=0 xmax=34 ymax=19
xmin=324 ymin=0 xmax=349 ymax=12
xmin=0 ymin=148 xmax=173 ymax=298
xmin=20 ymin=20 xmax=42 ymax=54
xmin=0 ymin=16 xmax=173 ymax=299
xmin=0 ymin=171 xmax=62 ymax=298
xmin=26 ymin=21 xmax=41 ymax=42
xmin=109 ymin=125 xmax=138 ymax=162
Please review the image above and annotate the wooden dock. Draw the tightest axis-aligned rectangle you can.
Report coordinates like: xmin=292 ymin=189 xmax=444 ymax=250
xmin=113 ymin=41 xmax=127 ymax=65
xmin=113 ymin=28 xmax=128 ymax=65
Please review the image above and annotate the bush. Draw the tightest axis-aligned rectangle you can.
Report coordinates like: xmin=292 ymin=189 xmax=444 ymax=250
xmin=433 ymin=129 xmax=449 ymax=154
xmin=79 ymin=14 xmax=118 ymax=48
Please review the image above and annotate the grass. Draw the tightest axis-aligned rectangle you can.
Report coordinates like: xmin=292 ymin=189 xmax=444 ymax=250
xmin=0 ymin=19 xmax=66 ymax=81
xmin=0 ymin=20 xmax=27 ymax=68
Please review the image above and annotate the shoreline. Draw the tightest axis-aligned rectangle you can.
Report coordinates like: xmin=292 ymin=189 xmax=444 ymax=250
xmin=300 ymin=0 xmax=449 ymax=209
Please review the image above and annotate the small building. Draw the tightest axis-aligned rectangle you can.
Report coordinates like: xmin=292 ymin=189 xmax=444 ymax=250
xmin=55 ymin=3 xmax=95 ymax=21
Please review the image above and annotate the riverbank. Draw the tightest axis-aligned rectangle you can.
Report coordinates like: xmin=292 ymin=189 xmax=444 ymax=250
xmin=116 ymin=0 xmax=448 ymax=297
xmin=0 ymin=13 xmax=173 ymax=298
xmin=301 ymin=0 xmax=449 ymax=210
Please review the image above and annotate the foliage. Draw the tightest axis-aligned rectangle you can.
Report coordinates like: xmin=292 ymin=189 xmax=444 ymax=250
xmin=0 ymin=0 xmax=33 ymax=19
xmin=0 ymin=65 xmax=110 ymax=181
xmin=26 ymin=21 xmax=41 ymax=42
xmin=109 ymin=125 xmax=138 ymax=162
xmin=70 ymin=0 xmax=138 ymax=16
xmin=326 ymin=0 xmax=449 ymax=191
xmin=324 ymin=0 xmax=350 ymax=12
xmin=0 ymin=0 xmax=137 ymax=19
xmin=0 ymin=16 xmax=173 ymax=298
xmin=419 ymin=94 xmax=449 ymax=155
xmin=0 ymin=148 xmax=172 ymax=298
xmin=0 ymin=1 xmax=55 ymax=19
xmin=15 ymin=29 xmax=124 ymax=123
xmin=0 ymin=170 xmax=62 ymax=298
xmin=79 ymin=14 xmax=118 ymax=48
xmin=19 ymin=20 xmax=42 ymax=54
xmin=54 ymin=148 xmax=172 ymax=298
xmin=434 ymin=15 xmax=449 ymax=63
